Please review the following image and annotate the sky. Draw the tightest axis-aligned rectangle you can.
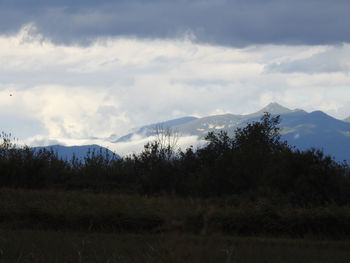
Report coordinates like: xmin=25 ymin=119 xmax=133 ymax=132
xmin=1 ymin=0 xmax=350 ymax=154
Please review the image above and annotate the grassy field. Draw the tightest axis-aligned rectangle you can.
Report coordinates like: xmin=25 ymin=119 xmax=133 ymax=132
xmin=1 ymin=230 xmax=350 ymax=263
xmin=1 ymin=189 xmax=350 ymax=262
xmin=2 ymin=189 xmax=350 ymax=237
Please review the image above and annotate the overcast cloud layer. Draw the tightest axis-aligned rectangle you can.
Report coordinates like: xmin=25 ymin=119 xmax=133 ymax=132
xmin=1 ymin=0 xmax=350 ymax=46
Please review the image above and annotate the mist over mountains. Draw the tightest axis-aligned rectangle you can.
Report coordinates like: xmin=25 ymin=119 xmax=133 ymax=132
xmin=113 ymin=103 xmax=350 ymax=163
xmin=113 ymin=117 xmax=198 ymax=143
xmin=32 ymin=103 xmax=350 ymax=163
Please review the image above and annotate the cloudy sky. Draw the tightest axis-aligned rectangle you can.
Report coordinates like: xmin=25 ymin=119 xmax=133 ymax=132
xmin=1 ymin=0 xmax=350 ymax=153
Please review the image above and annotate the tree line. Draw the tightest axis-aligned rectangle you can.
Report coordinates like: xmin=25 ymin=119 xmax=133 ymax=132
xmin=1 ymin=113 xmax=349 ymax=206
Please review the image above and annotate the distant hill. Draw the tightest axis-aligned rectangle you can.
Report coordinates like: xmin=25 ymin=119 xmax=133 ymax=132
xmin=278 ymin=110 xmax=350 ymax=162
xmin=33 ymin=145 xmax=120 ymax=162
xmin=114 ymin=103 xmax=350 ymax=163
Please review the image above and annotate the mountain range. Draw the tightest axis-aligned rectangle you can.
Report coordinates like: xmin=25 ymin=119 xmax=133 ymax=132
xmin=113 ymin=103 xmax=350 ymax=163
xmin=33 ymin=103 xmax=350 ymax=163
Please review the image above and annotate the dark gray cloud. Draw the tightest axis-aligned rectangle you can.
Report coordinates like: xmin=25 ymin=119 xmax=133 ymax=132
xmin=0 ymin=0 xmax=349 ymax=46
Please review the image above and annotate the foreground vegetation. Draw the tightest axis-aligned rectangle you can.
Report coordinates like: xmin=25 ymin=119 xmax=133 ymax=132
xmin=1 ymin=113 xmax=350 ymax=262
xmin=2 ymin=230 xmax=350 ymax=263
xmin=1 ymin=189 xmax=350 ymax=262
xmin=1 ymin=189 xmax=350 ymax=238
xmin=1 ymin=113 xmax=349 ymax=206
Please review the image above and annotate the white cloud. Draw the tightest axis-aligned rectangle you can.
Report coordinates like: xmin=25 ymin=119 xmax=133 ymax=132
xmin=1 ymin=24 xmax=350 ymax=153
xmin=265 ymin=44 xmax=350 ymax=74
